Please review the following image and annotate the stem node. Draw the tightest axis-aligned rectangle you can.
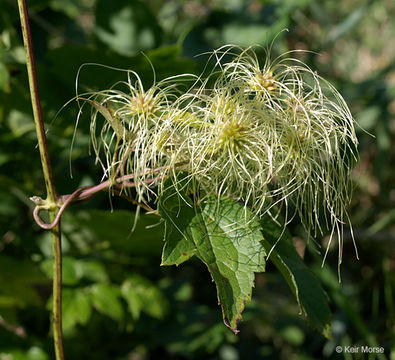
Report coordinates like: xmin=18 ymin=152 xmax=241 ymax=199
xmin=17 ymin=1 xmax=64 ymax=359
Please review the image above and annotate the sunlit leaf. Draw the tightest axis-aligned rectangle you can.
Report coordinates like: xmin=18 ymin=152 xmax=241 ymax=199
xmin=62 ymin=288 xmax=92 ymax=332
xmin=159 ymin=177 xmax=266 ymax=333
xmin=40 ymin=257 xmax=81 ymax=285
xmin=121 ymin=274 xmax=168 ymax=320
xmin=260 ymin=214 xmax=332 ymax=338
xmin=89 ymin=283 xmax=123 ymax=322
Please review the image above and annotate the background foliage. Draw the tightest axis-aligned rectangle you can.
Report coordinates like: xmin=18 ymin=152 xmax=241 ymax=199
xmin=0 ymin=0 xmax=394 ymax=359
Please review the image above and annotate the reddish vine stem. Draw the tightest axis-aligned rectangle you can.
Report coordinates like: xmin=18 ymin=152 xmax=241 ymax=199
xmin=17 ymin=1 xmax=64 ymax=359
xmin=31 ymin=161 xmax=188 ymax=230
xmin=32 ymin=176 xmax=156 ymax=229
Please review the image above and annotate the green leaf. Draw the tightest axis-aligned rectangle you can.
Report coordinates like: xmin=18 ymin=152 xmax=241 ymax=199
xmin=0 ymin=295 xmax=24 ymax=308
xmin=327 ymin=6 xmax=368 ymax=42
xmin=192 ymin=198 xmax=266 ymax=333
xmin=40 ymin=256 xmax=109 ymax=285
xmin=0 ymin=255 xmax=47 ymax=285
xmin=159 ymin=176 xmax=198 ymax=266
xmin=0 ymin=255 xmax=47 ymax=307
xmin=62 ymin=288 xmax=92 ymax=332
xmin=95 ymin=0 xmax=161 ymax=55
xmin=76 ymin=261 xmax=109 ymax=283
xmin=260 ymin=214 xmax=332 ymax=338
xmin=7 ymin=110 xmax=35 ymax=137
xmin=121 ymin=274 xmax=168 ymax=320
xmin=159 ymin=178 xmax=266 ymax=333
xmin=0 ymin=62 xmax=10 ymax=92
xmin=221 ymin=23 xmax=288 ymax=47
xmin=82 ymin=99 xmax=129 ymax=139
xmin=121 ymin=282 xmax=141 ymax=320
xmin=63 ymin=209 xmax=164 ymax=257
xmin=40 ymin=257 xmax=81 ymax=285
xmin=89 ymin=283 xmax=124 ymax=322
xmin=1 ymin=347 xmax=49 ymax=360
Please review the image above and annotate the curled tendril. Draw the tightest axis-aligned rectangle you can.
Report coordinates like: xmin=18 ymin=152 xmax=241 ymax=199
xmin=32 ymin=186 xmax=91 ymax=230
xmin=31 ymin=163 xmax=185 ymax=230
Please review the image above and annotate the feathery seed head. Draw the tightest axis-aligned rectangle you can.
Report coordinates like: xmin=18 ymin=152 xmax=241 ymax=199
xmin=78 ymin=44 xmax=358 ymax=263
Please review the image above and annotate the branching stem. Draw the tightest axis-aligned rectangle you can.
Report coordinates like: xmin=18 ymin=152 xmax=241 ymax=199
xmin=31 ymin=165 xmax=173 ymax=229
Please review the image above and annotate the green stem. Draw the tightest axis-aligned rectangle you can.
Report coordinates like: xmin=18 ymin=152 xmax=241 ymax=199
xmin=17 ymin=1 xmax=64 ymax=359
xmin=17 ymin=0 xmax=56 ymax=201
xmin=51 ymin=217 xmax=64 ymax=360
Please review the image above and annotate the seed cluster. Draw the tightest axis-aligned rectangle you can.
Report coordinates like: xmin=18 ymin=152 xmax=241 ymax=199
xmin=78 ymin=45 xmax=358 ymax=260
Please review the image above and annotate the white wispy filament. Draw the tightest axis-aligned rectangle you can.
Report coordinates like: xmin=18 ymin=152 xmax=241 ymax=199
xmin=79 ymin=45 xmax=359 ymax=265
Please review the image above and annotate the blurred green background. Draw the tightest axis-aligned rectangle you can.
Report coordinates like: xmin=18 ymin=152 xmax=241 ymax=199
xmin=0 ymin=0 xmax=394 ymax=359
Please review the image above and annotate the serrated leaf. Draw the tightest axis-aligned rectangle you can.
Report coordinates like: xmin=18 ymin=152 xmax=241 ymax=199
xmin=159 ymin=176 xmax=198 ymax=266
xmin=192 ymin=198 xmax=266 ymax=333
xmin=260 ymin=214 xmax=332 ymax=338
xmin=159 ymin=178 xmax=266 ymax=333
